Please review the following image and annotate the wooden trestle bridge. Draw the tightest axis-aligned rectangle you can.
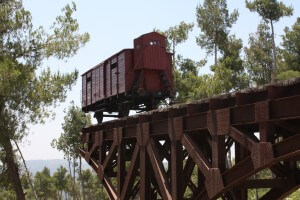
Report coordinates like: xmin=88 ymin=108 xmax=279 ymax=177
xmin=80 ymin=78 xmax=300 ymax=200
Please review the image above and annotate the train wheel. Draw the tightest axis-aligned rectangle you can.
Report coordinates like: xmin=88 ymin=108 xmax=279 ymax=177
xmin=94 ymin=111 xmax=103 ymax=124
xmin=118 ymin=103 xmax=130 ymax=118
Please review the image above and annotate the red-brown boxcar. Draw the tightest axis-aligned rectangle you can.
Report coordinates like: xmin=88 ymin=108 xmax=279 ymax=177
xmin=82 ymin=32 xmax=174 ymax=123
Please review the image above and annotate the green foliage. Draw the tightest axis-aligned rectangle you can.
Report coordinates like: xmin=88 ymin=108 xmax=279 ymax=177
xmin=175 ymin=66 xmax=233 ymax=103
xmin=176 ymin=55 xmax=205 ymax=77
xmin=280 ymin=18 xmax=300 ymax=72
xmin=194 ymin=0 xmax=246 ymax=97
xmin=287 ymin=189 xmax=300 ymax=200
xmin=174 ymin=34 xmax=248 ymax=102
xmin=45 ymin=2 xmax=90 ymax=60
xmin=215 ymin=35 xmax=250 ymax=91
xmin=245 ymin=0 xmax=293 ymax=23
xmin=0 ymin=158 xmax=17 ymax=199
xmin=52 ymin=102 xmax=91 ymax=160
xmin=53 ymin=166 xmax=68 ymax=198
xmin=0 ymin=189 xmax=16 ymax=200
xmin=34 ymin=167 xmax=56 ymax=199
xmin=245 ymin=22 xmax=274 ymax=85
xmin=196 ymin=0 xmax=239 ymax=63
xmin=164 ymin=21 xmax=194 ymax=54
xmin=246 ymin=0 xmax=293 ymax=82
xmin=51 ymin=103 xmax=91 ymax=199
xmin=154 ymin=21 xmax=193 ymax=60
xmin=79 ymin=169 xmax=108 ymax=199
xmin=158 ymin=1 xmax=247 ymax=103
xmin=0 ymin=165 xmax=110 ymax=200
xmin=276 ymin=70 xmax=300 ymax=80
xmin=64 ymin=174 xmax=74 ymax=198
xmin=0 ymin=0 xmax=89 ymax=139
xmin=0 ymin=0 xmax=89 ymax=197
xmin=247 ymin=169 xmax=300 ymax=199
xmin=80 ymin=169 xmax=94 ymax=192
xmin=174 ymin=55 xmax=221 ymax=103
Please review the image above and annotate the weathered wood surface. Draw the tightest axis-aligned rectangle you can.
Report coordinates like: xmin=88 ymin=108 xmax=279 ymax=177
xmin=80 ymin=78 xmax=300 ymax=200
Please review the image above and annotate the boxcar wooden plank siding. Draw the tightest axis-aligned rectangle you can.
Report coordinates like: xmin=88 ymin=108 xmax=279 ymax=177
xmin=94 ymin=66 xmax=100 ymax=102
xmin=106 ymin=62 xmax=111 ymax=98
xmin=99 ymin=64 xmax=105 ymax=100
xmin=111 ymin=67 xmax=118 ymax=96
xmin=124 ymin=50 xmax=134 ymax=92
xmin=82 ymin=75 xmax=87 ymax=107
xmin=118 ymin=52 xmax=125 ymax=94
xmin=86 ymin=72 xmax=92 ymax=106
xmin=92 ymin=67 xmax=96 ymax=104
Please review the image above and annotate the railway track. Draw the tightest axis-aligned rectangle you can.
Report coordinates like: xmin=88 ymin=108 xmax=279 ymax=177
xmin=80 ymin=77 xmax=300 ymax=200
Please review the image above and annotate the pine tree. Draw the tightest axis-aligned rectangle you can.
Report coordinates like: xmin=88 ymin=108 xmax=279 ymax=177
xmin=154 ymin=21 xmax=194 ymax=62
xmin=277 ymin=17 xmax=300 ymax=80
xmin=196 ymin=0 xmax=239 ymax=66
xmin=0 ymin=1 xmax=89 ymax=198
xmin=245 ymin=22 xmax=274 ymax=85
xmin=34 ymin=167 xmax=56 ymax=200
xmin=53 ymin=166 xmax=68 ymax=199
xmin=246 ymin=0 xmax=293 ymax=82
xmin=51 ymin=102 xmax=91 ymax=200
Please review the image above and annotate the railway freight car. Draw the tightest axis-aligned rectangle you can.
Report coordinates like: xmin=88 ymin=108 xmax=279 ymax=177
xmin=82 ymin=32 xmax=174 ymax=123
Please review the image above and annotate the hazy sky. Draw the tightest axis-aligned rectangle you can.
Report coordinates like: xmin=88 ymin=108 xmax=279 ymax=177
xmin=21 ymin=0 xmax=300 ymax=160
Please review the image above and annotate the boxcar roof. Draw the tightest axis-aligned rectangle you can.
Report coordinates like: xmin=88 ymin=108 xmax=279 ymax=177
xmin=136 ymin=31 xmax=165 ymax=39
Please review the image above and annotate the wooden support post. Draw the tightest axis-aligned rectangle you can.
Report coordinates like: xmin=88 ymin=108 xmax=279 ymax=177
xmin=140 ymin=146 xmax=151 ymax=200
xmin=259 ymin=122 xmax=274 ymax=142
xmin=98 ymin=131 xmax=105 ymax=165
xmin=137 ymin=123 xmax=151 ymax=200
xmin=207 ymin=109 xmax=228 ymax=172
xmin=170 ymin=141 xmax=183 ymax=199
xmin=169 ymin=117 xmax=183 ymax=199
xmin=212 ymin=135 xmax=225 ymax=171
xmin=117 ymin=128 xmax=125 ymax=197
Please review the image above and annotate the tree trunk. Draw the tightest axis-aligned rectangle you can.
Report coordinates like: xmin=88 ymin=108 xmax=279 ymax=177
xmin=270 ymin=20 xmax=277 ymax=83
xmin=73 ymin=157 xmax=77 ymax=200
xmin=79 ymin=157 xmax=85 ymax=200
xmin=227 ymin=149 xmax=232 ymax=168
xmin=67 ymin=158 xmax=74 ymax=199
xmin=214 ymin=43 xmax=218 ymax=66
xmin=2 ymin=133 xmax=25 ymax=200
xmin=68 ymin=158 xmax=72 ymax=177
xmin=172 ymin=40 xmax=176 ymax=63
xmin=13 ymin=140 xmax=39 ymax=200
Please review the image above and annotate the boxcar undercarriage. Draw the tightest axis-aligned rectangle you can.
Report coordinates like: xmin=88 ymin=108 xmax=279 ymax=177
xmin=83 ymin=91 xmax=172 ymax=123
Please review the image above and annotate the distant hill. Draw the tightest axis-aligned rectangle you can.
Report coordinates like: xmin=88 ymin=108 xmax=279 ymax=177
xmin=25 ymin=159 xmax=91 ymax=175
